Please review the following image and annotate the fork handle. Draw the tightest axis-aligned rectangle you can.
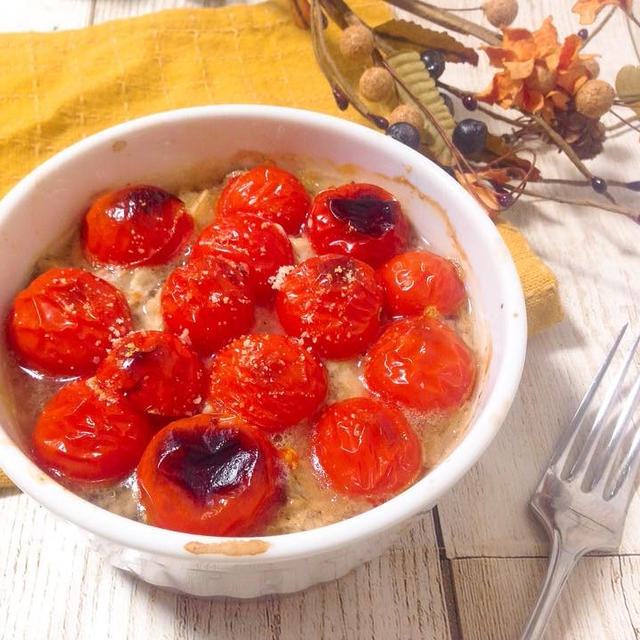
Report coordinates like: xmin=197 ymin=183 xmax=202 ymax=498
xmin=521 ymin=532 xmax=581 ymax=640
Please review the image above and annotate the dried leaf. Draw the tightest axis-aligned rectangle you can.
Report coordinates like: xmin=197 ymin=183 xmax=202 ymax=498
xmin=615 ymin=65 xmax=640 ymax=116
xmin=375 ymin=20 xmax=479 ymax=65
xmin=387 ymin=51 xmax=456 ymax=166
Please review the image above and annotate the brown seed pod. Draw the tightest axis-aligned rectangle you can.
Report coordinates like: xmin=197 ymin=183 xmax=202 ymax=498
xmin=483 ymin=0 xmax=518 ymax=28
xmin=339 ymin=25 xmax=374 ymax=61
xmin=583 ymin=58 xmax=600 ymax=79
xmin=388 ymin=104 xmax=424 ymax=132
xmin=359 ymin=67 xmax=395 ymax=102
xmin=575 ymin=79 xmax=615 ymax=119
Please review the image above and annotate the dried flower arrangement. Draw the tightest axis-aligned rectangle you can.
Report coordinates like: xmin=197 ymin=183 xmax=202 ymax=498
xmin=289 ymin=0 xmax=640 ymax=219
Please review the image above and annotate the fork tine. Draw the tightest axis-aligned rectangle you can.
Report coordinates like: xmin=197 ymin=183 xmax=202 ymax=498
xmin=586 ymin=334 xmax=640 ymax=489
xmin=570 ymin=332 xmax=640 ymax=482
xmin=550 ymin=324 xmax=628 ymax=474
xmin=605 ymin=372 xmax=640 ymax=502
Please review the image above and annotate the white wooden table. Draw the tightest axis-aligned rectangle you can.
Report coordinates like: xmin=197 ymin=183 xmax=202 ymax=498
xmin=1 ymin=2 xmax=639 ymax=638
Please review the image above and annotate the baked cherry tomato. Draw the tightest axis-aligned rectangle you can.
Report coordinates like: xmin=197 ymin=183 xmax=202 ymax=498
xmin=216 ymin=166 xmax=310 ymax=234
xmin=161 ymin=254 xmax=255 ymax=355
xmin=275 ymin=254 xmax=383 ymax=359
xmin=378 ymin=250 xmax=466 ymax=318
xmin=95 ymin=330 xmax=206 ymax=418
xmin=82 ymin=184 xmax=193 ymax=267
xmin=312 ymin=397 xmax=422 ymax=501
xmin=8 ymin=268 xmax=133 ymax=376
xmin=33 ymin=379 xmax=153 ymax=485
xmin=193 ymin=213 xmax=294 ymax=303
xmin=137 ymin=414 xmax=285 ymax=536
xmin=364 ymin=316 xmax=476 ymax=412
xmin=209 ymin=333 xmax=327 ymax=432
xmin=305 ymin=183 xmax=409 ymax=267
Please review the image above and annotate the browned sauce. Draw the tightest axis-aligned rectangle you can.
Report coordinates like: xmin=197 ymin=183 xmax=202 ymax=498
xmin=3 ymin=161 xmax=483 ymax=535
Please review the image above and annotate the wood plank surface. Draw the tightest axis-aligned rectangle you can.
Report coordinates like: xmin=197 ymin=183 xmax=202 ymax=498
xmin=1 ymin=1 xmax=640 ymax=639
xmin=0 ymin=492 xmax=451 ymax=640
xmin=452 ymin=556 xmax=638 ymax=640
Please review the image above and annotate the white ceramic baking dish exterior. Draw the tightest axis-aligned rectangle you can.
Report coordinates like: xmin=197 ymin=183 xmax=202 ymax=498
xmin=0 ymin=105 xmax=527 ymax=597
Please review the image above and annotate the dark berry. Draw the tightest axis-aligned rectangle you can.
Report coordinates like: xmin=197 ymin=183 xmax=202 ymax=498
xmin=368 ymin=113 xmax=389 ymax=130
xmin=452 ymin=119 xmax=488 ymax=156
xmin=462 ymin=94 xmax=478 ymax=111
xmin=578 ymin=28 xmax=588 ymax=40
xmin=498 ymin=193 xmax=513 ymax=208
xmin=332 ymin=86 xmax=349 ymax=111
xmin=420 ymin=50 xmax=445 ymax=80
xmin=440 ymin=92 xmax=454 ymax=115
xmin=591 ymin=176 xmax=607 ymax=193
xmin=386 ymin=122 xmax=421 ymax=150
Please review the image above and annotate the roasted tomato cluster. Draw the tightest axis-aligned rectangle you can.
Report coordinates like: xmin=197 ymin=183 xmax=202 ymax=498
xmin=8 ymin=165 xmax=477 ymax=537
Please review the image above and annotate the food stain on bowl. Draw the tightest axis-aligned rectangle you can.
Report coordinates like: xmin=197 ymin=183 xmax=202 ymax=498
xmin=184 ymin=539 xmax=271 ymax=556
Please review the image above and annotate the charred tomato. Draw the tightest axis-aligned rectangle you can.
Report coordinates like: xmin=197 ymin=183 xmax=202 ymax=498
xmin=8 ymin=267 xmax=132 ymax=376
xmin=378 ymin=250 xmax=466 ymax=317
xmin=161 ymin=254 xmax=255 ymax=356
xmin=312 ymin=397 xmax=422 ymax=501
xmin=95 ymin=330 xmax=205 ymax=418
xmin=209 ymin=333 xmax=327 ymax=432
xmin=216 ymin=166 xmax=310 ymax=234
xmin=137 ymin=414 xmax=285 ymax=536
xmin=305 ymin=183 xmax=409 ymax=267
xmin=275 ymin=254 xmax=383 ymax=359
xmin=82 ymin=184 xmax=193 ymax=267
xmin=33 ymin=379 xmax=153 ymax=484
xmin=364 ymin=316 xmax=476 ymax=412
xmin=193 ymin=213 xmax=294 ymax=303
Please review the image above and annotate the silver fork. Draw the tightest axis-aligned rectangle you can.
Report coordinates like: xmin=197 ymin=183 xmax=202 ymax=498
xmin=521 ymin=325 xmax=640 ymax=640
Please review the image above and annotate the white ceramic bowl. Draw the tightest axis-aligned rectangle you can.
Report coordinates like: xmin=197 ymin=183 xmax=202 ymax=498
xmin=0 ymin=105 xmax=526 ymax=597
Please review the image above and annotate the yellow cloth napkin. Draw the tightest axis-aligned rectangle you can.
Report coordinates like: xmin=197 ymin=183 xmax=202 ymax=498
xmin=0 ymin=3 xmax=562 ymax=490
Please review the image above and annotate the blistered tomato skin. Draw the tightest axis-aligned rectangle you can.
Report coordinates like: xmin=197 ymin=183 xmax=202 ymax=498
xmin=161 ymin=254 xmax=255 ymax=356
xmin=82 ymin=185 xmax=194 ymax=267
xmin=217 ymin=166 xmax=311 ymax=234
xmin=275 ymin=254 xmax=383 ymax=359
xmin=209 ymin=333 xmax=328 ymax=432
xmin=364 ymin=316 xmax=476 ymax=412
xmin=193 ymin=213 xmax=294 ymax=303
xmin=33 ymin=379 xmax=153 ymax=485
xmin=137 ymin=414 xmax=285 ymax=536
xmin=305 ymin=183 xmax=409 ymax=267
xmin=8 ymin=268 xmax=133 ymax=376
xmin=312 ymin=397 xmax=422 ymax=501
xmin=95 ymin=330 xmax=206 ymax=418
xmin=378 ymin=250 xmax=466 ymax=318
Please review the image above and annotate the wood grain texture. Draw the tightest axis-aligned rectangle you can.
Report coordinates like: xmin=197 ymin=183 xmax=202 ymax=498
xmin=2 ymin=1 xmax=640 ymax=639
xmin=452 ymin=557 xmax=638 ymax=640
xmin=0 ymin=493 xmax=451 ymax=640
xmin=0 ymin=0 xmax=91 ymax=31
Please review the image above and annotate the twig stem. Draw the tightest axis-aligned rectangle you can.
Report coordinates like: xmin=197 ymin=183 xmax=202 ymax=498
xmin=381 ymin=0 xmax=501 ymax=45
xmin=520 ymin=189 xmax=637 ymax=220
xmin=627 ymin=12 xmax=640 ymax=63
xmin=438 ymin=80 xmax=527 ymax=125
xmin=583 ymin=6 xmax=616 ymax=46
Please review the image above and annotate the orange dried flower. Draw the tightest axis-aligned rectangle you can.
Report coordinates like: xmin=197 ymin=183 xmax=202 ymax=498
xmin=572 ymin=0 xmax=632 ymax=25
xmin=477 ymin=17 xmax=595 ymax=120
